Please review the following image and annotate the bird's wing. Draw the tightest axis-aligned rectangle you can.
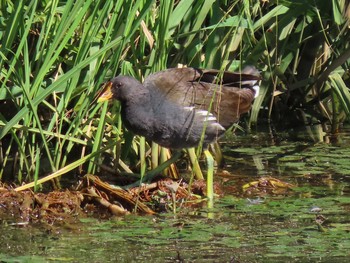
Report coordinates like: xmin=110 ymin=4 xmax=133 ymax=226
xmin=144 ymin=67 xmax=261 ymax=128
xmin=144 ymin=67 xmax=204 ymax=106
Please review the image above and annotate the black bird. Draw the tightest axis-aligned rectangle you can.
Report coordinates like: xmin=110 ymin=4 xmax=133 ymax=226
xmin=97 ymin=67 xmax=260 ymax=199
xmin=98 ymin=67 xmax=260 ymax=148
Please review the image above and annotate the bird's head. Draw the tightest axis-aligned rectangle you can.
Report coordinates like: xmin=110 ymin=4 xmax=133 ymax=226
xmin=97 ymin=76 xmax=143 ymax=103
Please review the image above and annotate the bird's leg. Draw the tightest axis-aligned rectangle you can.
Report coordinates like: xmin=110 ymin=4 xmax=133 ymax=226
xmin=151 ymin=142 xmax=159 ymax=170
xmin=187 ymin=148 xmax=204 ymax=180
xmin=161 ymin=148 xmax=179 ymax=178
xmin=140 ymin=136 xmax=146 ymax=178
xmin=210 ymin=142 xmax=223 ymax=167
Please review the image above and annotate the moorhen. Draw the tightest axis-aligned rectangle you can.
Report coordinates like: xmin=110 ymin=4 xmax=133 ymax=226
xmin=98 ymin=67 xmax=260 ymax=146
xmin=97 ymin=67 xmax=260 ymax=199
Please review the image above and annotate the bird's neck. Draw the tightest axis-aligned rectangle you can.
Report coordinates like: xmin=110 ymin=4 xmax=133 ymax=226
xmin=120 ymin=90 xmax=153 ymax=124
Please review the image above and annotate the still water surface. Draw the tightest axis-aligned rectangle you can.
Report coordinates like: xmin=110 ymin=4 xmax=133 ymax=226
xmin=1 ymin=126 xmax=350 ymax=262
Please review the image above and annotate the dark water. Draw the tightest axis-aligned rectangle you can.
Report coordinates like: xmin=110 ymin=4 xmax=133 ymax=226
xmin=1 ymin=125 xmax=350 ymax=262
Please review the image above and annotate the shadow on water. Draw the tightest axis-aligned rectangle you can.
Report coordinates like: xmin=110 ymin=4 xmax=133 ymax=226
xmin=1 ymin=125 xmax=350 ymax=262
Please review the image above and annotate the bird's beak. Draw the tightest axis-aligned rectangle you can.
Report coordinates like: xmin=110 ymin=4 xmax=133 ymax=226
xmin=97 ymin=82 xmax=113 ymax=103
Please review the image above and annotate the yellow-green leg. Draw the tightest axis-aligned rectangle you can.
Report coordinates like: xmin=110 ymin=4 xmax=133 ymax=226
xmin=151 ymin=142 xmax=159 ymax=170
xmin=140 ymin=137 xmax=146 ymax=179
xmin=187 ymin=148 xmax=204 ymax=180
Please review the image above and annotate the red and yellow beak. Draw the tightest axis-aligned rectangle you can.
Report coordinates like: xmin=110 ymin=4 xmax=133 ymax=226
xmin=97 ymin=82 xmax=113 ymax=103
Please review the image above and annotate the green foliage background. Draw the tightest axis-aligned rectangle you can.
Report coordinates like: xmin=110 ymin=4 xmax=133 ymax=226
xmin=0 ymin=0 xmax=349 ymax=183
